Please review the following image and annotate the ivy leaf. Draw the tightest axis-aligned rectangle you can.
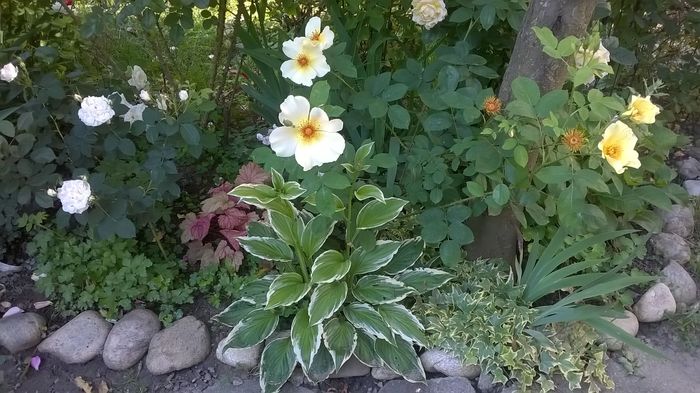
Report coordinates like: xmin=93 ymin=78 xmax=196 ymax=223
xmin=223 ymin=309 xmax=279 ymax=348
xmin=308 ymin=281 xmax=348 ymax=326
xmin=266 ymin=273 xmax=311 ymax=309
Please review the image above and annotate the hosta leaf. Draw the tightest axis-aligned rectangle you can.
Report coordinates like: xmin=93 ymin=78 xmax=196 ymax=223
xmin=306 ymin=342 xmax=335 ymax=382
xmin=291 ymin=308 xmax=322 ymax=373
xmin=238 ymin=236 xmax=294 ymax=262
xmin=355 ymin=198 xmax=408 ymax=230
xmin=343 ymin=303 xmax=395 ymax=344
xmin=212 ymin=298 xmax=257 ymax=327
xmin=268 ymin=211 xmax=302 ymax=246
xmin=266 ymin=273 xmax=311 ymax=309
xmin=260 ymin=337 xmax=296 ymax=393
xmin=376 ymin=337 xmax=426 ymax=383
xmin=300 ymin=215 xmax=336 ymax=258
xmin=224 ymin=309 xmax=279 ymax=348
xmin=396 ymin=268 xmax=453 ymax=294
xmin=240 ymin=275 xmax=275 ymax=304
xmin=308 ymin=281 xmax=348 ymax=325
xmin=354 ymin=184 xmax=385 ymax=202
xmin=380 ymin=237 xmax=425 ymax=275
xmin=323 ymin=318 xmax=357 ymax=371
xmin=311 ymin=250 xmax=351 ymax=284
xmin=352 ymin=275 xmax=414 ymax=304
xmin=377 ymin=304 xmax=427 ymax=347
xmin=354 ymin=331 xmax=382 ymax=367
xmin=350 ymin=240 xmax=402 ymax=275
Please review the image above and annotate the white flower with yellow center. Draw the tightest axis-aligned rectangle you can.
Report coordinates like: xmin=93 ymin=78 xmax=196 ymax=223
xmin=304 ymin=17 xmax=334 ymax=50
xmin=574 ymin=43 xmax=611 ymax=84
xmin=597 ymin=121 xmax=641 ymax=174
xmin=269 ymin=95 xmax=345 ymax=171
xmin=411 ymin=0 xmax=447 ymax=30
xmin=622 ymin=95 xmax=661 ymax=124
xmin=280 ymin=37 xmax=330 ymax=87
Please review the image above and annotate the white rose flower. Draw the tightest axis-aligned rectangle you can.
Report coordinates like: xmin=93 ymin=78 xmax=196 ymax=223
xmin=139 ymin=89 xmax=151 ymax=102
xmin=574 ymin=43 xmax=611 ymax=84
xmin=208 ymin=54 xmax=214 ymax=60
xmin=280 ymin=37 xmax=330 ymax=87
xmin=156 ymin=94 xmax=168 ymax=111
xmin=118 ymin=94 xmax=146 ymax=125
xmin=411 ymin=0 xmax=447 ymax=30
xmin=56 ymin=179 xmax=92 ymax=214
xmin=128 ymin=65 xmax=148 ymax=90
xmin=304 ymin=17 xmax=334 ymax=50
xmin=178 ymin=90 xmax=189 ymax=101
xmin=78 ymin=96 xmax=114 ymax=127
xmin=0 ymin=63 xmax=19 ymax=82
xmin=269 ymin=95 xmax=345 ymax=171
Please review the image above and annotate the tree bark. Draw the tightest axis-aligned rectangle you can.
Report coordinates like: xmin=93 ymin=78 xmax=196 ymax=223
xmin=467 ymin=0 xmax=597 ymax=264
xmin=498 ymin=0 xmax=597 ymax=102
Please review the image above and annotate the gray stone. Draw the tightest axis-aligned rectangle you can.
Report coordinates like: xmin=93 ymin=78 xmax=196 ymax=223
xmin=683 ymin=180 xmax=700 ymax=197
xmin=330 ymin=356 xmax=370 ymax=378
xmin=145 ymin=316 xmax=210 ymax=375
xmin=602 ymin=310 xmax=639 ymax=351
xmin=38 ymin=310 xmax=111 ymax=364
xmin=378 ymin=377 xmax=476 ymax=393
xmin=660 ymin=261 xmax=698 ymax=305
xmin=0 ymin=312 xmax=45 ymax=353
xmin=420 ymin=349 xmax=480 ymax=378
xmin=477 ymin=373 xmax=496 ymax=392
xmin=103 ymin=309 xmax=160 ymax=370
xmin=633 ymin=283 xmax=677 ymax=322
xmin=660 ymin=205 xmax=695 ymax=238
xmin=676 ymin=157 xmax=700 ymax=179
xmin=215 ymin=338 xmax=261 ymax=371
xmin=279 ymin=384 xmax=317 ymax=393
xmin=648 ymin=233 xmax=691 ymax=265
xmin=372 ymin=366 xmax=400 ymax=380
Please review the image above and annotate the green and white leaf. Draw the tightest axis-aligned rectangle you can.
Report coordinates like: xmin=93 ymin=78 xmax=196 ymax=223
xmin=308 ymin=281 xmax=348 ymax=325
xmin=375 ymin=337 xmax=426 ymax=383
xmin=291 ymin=308 xmax=323 ymax=373
xmin=260 ymin=337 xmax=296 ymax=393
xmin=377 ymin=304 xmax=427 ymax=347
xmin=230 ymin=183 xmax=277 ymax=204
xmin=353 ymin=331 xmax=382 ymax=367
xmin=352 ymin=275 xmax=414 ymax=304
xmin=223 ymin=308 xmax=279 ymax=349
xmin=268 ymin=210 xmax=303 ymax=246
xmin=266 ymin=273 xmax=311 ymax=309
xmin=343 ymin=303 xmax=395 ymax=344
xmin=323 ymin=318 xmax=357 ymax=371
xmin=305 ymin=342 xmax=335 ymax=382
xmin=350 ymin=240 xmax=402 ymax=275
xmin=380 ymin=237 xmax=425 ymax=275
xmin=279 ymin=181 xmax=307 ymax=200
xmin=238 ymin=236 xmax=294 ymax=262
xmin=212 ymin=298 xmax=257 ymax=327
xmin=240 ymin=275 xmax=275 ymax=304
xmin=311 ymin=250 xmax=351 ymax=284
xmin=354 ymin=184 xmax=385 ymax=202
xmin=355 ymin=198 xmax=408 ymax=230
xmin=395 ymin=268 xmax=453 ymax=294
xmin=301 ymin=215 xmax=336 ymax=258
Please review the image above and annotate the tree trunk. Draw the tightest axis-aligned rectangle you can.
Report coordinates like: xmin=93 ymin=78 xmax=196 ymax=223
xmin=498 ymin=0 xmax=598 ymax=102
xmin=467 ymin=0 xmax=597 ymax=264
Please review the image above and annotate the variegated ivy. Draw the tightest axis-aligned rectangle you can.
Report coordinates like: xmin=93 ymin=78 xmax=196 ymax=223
xmin=213 ymin=142 xmax=452 ymax=393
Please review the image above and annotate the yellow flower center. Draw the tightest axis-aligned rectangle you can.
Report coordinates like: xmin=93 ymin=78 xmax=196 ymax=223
xmin=604 ymin=145 xmax=620 ymax=159
xmin=311 ymin=30 xmax=321 ymax=41
xmin=297 ymin=55 xmax=309 ymax=68
xmin=298 ymin=122 xmax=319 ymax=142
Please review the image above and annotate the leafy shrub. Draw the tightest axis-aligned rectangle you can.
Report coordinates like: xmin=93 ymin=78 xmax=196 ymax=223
xmin=415 ymin=261 xmax=613 ymax=393
xmin=180 ymin=162 xmax=269 ymax=269
xmin=214 ymin=148 xmax=452 ymax=393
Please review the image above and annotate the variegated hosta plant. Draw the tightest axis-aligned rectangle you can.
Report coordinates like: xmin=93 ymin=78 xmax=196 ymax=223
xmin=213 ymin=143 xmax=452 ymax=393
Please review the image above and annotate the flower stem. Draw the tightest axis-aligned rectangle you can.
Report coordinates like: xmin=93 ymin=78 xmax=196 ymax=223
xmin=149 ymin=223 xmax=168 ymax=261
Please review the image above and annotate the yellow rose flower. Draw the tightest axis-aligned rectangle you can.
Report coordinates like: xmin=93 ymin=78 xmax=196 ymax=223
xmin=622 ymin=95 xmax=661 ymax=124
xmin=597 ymin=121 xmax=641 ymax=174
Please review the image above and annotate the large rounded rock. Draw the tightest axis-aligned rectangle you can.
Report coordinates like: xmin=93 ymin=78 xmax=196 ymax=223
xmin=683 ymin=180 xmax=700 ymax=197
xmin=0 ymin=312 xmax=45 ymax=353
xmin=215 ymin=338 xmax=261 ymax=371
xmin=420 ymin=349 xmax=480 ymax=379
xmin=660 ymin=205 xmax=694 ymax=239
xmin=602 ymin=310 xmax=639 ymax=351
xmin=103 ymin=309 xmax=160 ymax=370
xmin=648 ymin=233 xmax=691 ymax=265
xmin=371 ymin=366 xmax=400 ymax=380
xmin=660 ymin=262 xmax=698 ymax=305
xmin=378 ymin=377 xmax=476 ymax=393
xmin=145 ymin=316 xmax=210 ymax=375
xmin=676 ymin=157 xmax=700 ymax=180
xmin=38 ymin=310 xmax=111 ymax=364
xmin=633 ymin=283 xmax=677 ymax=322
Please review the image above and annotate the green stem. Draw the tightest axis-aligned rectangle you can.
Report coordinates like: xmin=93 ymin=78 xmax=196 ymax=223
xmin=149 ymin=223 xmax=168 ymax=261
xmin=298 ymin=253 xmax=310 ymax=282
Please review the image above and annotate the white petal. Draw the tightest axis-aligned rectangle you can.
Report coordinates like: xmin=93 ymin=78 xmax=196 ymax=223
xmin=312 ymin=132 xmax=346 ymax=164
xmin=309 ymin=107 xmax=330 ymax=125
xmin=294 ymin=143 xmax=317 ymax=171
xmin=290 ymin=67 xmax=316 ymax=86
xmin=280 ymin=60 xmax=297 ymax=81
xmin=279 ymin=96 xmax=310 ymax=125
xmin=322 ymin=119 xmax=344 ymax=133
xmin=282 ymin=39 xmax=302 ymax=59
xmin=311 ymin=55 xmax=330 ymax=77
xmin=320 ymin=27 xmax=335 ymax=50
xmin=305 ymin=17 xmax=322 ymax=37
xmin=269 ymin=126 xmax=299 ymax=157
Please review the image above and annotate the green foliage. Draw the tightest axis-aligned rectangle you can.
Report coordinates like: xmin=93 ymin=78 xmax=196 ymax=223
xmin=415 ymin=262 xmax=614 ymax=393
xmin=214 ymin=144 xmax=452 ymax=393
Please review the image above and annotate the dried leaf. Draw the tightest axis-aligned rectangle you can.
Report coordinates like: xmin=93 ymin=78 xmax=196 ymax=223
xmin=2 ymin=306 xmax=24 ymax=318
xmin=74 ymin=376 xmax=93 ymax=393
xmin=97 ymin=380 xmax=109 ymax=393
xmin=33 ymin=300 xmax=53 ymax=310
